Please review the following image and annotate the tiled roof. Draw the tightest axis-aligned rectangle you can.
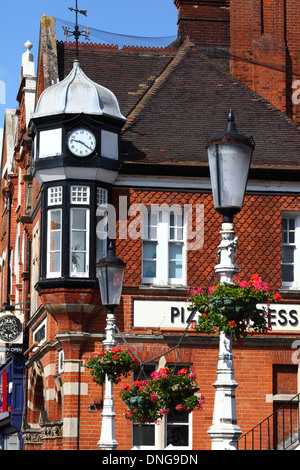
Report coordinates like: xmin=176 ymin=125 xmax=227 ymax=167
xmin=57 ymin=40 xmax=300 ymax=176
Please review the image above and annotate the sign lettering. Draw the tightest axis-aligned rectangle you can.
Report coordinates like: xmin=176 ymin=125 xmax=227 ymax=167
xmin=134 ymin=301 xmax=300 ymax=332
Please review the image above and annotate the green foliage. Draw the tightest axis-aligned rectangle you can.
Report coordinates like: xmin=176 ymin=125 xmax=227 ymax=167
xmin=85 ymin=347 xmax=140 ymax=385
xmin=120 ymin=367 xmax=205 ymax=424
xmin=188 ymin=275 xmax=282 ymax=341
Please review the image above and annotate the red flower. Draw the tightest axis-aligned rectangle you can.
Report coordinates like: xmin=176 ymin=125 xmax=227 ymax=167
xmin=112 ymin=355 xmax=118 ymax=360
xmin=274 ymin=292 xmax=282 ymax=301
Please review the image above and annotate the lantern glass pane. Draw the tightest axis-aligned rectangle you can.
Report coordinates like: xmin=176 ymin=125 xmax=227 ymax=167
xmin=208 ymin=143 xmax=252 ymax=213
xmin=97 ymin=264 xmax=125 ymax=306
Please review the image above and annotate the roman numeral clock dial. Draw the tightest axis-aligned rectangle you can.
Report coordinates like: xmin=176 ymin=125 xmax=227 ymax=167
xmin=67 ymin=128 xmax=96 ymax=157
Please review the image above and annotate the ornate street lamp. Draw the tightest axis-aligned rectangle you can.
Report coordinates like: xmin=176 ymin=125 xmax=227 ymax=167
xmin=206 ymin=111 xmax=254 ymax=450
xmin=96 ymin=241 xmax=126 ymax=451
xmin=207 ymin=109 xmax=254 ymax=224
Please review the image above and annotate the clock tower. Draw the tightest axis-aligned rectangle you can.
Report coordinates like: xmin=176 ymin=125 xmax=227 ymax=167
xmin=29 ymin=59 xmax=126 ymax=287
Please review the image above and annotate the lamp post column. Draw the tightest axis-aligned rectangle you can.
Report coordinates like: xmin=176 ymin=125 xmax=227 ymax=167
xmin=208 ymin=222 xmax=242 ymax=450
xmin=206 ymin=110 xmax=254 ymax=450
xmin=98 ymin=307 xmax=118 ymax=450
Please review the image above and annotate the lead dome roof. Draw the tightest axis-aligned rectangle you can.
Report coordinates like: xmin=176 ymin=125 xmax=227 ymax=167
xmin=32 ymin=60 xmax=126 ymax=122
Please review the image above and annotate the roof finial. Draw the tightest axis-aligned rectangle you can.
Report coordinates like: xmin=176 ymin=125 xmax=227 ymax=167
xmin=62 ymin=0 xmax=90 ymax=61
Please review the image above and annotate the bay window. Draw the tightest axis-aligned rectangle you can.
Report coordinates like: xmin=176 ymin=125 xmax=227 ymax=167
xmin=42 ymin=182 xmax=107 ymax=282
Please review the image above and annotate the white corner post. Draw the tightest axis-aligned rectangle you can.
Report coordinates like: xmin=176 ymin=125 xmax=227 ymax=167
xmin=98 ymin=308 xmax=118 ymax=451
xmin=208 ymin=222 xmax=242 ymax=450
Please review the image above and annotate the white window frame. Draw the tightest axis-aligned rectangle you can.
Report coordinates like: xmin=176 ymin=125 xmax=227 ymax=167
xmin=47 ymin=208 xmax=62 ymax=278
xmin=142 ymin=208 xmax=186 ymax=286
xmin=282 ymin=213 xmax=300 ymax=289
xmin=48 ymin=186 xmax=63 ymax=206
xmin=70 ymin=208 xmax=90 ymax=278
xmin=96 ymin=187 xmax=108 ymax=262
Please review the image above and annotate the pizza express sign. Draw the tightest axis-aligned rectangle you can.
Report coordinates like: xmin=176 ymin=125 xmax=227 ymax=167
xmin=133 ymin=300 xmax=300 ymax=332
xmin=0 ymin=312 xmax=23 ymax=344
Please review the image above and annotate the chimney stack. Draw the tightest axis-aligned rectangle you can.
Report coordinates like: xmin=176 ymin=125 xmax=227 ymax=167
xmin=174 ymin=0 xmax=230 ymax=46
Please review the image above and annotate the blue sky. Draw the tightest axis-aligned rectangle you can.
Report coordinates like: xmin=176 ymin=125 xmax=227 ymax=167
xmin=0 ymin=0 xmax=178 ymax=144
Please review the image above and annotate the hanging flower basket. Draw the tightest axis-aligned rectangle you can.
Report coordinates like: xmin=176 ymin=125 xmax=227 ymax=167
xmin=85 ymin=347 xmax=140 ymax=385
xmin=120 ymin=381 xmax=162 ymax=424
xmin=188 ymin=274 xmax=282 ymax=341
xmin=209 ymin=296 xmax=256 ymax=321
xmin=120 ymin=367 xmax=205 ymax=425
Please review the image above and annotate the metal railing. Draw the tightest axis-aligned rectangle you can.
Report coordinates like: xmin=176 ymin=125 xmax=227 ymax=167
xmin=238 ymin=393 xmax=300 ymax=450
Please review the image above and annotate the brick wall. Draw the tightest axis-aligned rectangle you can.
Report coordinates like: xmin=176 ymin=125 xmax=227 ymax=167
xmin=230 ymin=0 xmax=300 ymax=123
xmin=174 ymin=0 xmax=230 ymax=46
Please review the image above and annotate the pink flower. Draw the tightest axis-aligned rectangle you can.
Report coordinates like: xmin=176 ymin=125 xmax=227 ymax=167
xmin=151 ymin=393 xmax=158 ymax=402
xmin=239 ymin=280 xmax=250 ymax=288
xmin=208 ymin=286 xmax=217 ymax=294
xmin=159 ymin=409 xmax=168 ymax=416
xmin=175 ymin=404 xmax=183 ymax=411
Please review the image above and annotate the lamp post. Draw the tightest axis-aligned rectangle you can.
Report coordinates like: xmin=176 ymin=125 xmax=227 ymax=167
xmin=95 ymin=241 xmax=126 ymax=451
xmin=206 ymin=110 xmax=254 ymax=450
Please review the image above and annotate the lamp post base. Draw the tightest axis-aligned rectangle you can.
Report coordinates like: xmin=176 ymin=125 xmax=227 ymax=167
xmin=98 ymin=308 xmax=118 ymax=450
xmin=208 ymin=332 xmax=242 ymax=450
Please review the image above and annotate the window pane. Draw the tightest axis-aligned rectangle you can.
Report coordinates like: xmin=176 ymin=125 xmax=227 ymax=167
xmin=50 ymin=231 xmax=61 ymax=251
xmin=169 ymin=242 xmax=183 ymax=279
xmin=72 ymin=209 xmax=87 ymax=229
xmin=282 ymin=218 xmax=287 ymax=230
xmin=70 ymin=208 xmax=88 ymax=276
xmin=289 ymin=218 xmax=295 ymax=230
xmin=143 ymin=260 xmax=156 ymax=278
xmin=143 ymin=241 xmax=157 ymax=278
xmin=282 ymin=245 xmax=295 ymax=263
xmin=49 ymin=252 xmax=60 ymax=274
xmin=48 ymin=209 xmax=61 ymax=276
xmin=143 ymin=242 xmax=157 ymax=259
xmin=133 ymin=425 xmax=155 ymax=446
xmin=50 ymin=210 xmax=61 ymax=230
xmin=71 ymin=252 xmax=86 ymax=273
xmin=169 ymin=242 xmax=183 ymax=260
xmin=282 ymin=264 xmax=294 ymax=282
xmin=71 ymin=231 xmax=86 ymax=251
xmin=167 ymin=425 xmax=188 ymax=447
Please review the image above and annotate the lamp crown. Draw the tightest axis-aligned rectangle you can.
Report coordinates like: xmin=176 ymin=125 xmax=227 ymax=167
xmin=224 ymin=110 xmax=237 ymax=133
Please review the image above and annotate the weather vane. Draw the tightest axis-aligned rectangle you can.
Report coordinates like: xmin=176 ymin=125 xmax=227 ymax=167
xmin=62 ymin=0 xmax=90 ymax=60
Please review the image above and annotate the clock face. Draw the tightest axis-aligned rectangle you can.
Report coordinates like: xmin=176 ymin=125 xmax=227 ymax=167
xmin=0 ymin=314 xmax=22 ymax=343
xmin=67 ymin=128 xmax=96 ymax=157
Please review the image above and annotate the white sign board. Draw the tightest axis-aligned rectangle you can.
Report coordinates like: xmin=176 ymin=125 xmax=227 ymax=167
xmin=134 ymin=300 xmax=300 ymax=332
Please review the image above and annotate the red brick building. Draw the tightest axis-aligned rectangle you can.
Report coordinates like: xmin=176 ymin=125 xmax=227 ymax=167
xmin=1 ymin=0 xmax=300 ymax=451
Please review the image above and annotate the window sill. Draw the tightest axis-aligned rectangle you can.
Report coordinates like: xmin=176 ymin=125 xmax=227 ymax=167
xmin=139 ymin=284 xmax=188 ymax=292
xmin=279 ymin=288 xmax=300 ymax=298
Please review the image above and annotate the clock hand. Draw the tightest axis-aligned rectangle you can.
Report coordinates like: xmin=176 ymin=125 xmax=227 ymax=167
xmin=70 ymin=139 xmax=93 ymax=151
